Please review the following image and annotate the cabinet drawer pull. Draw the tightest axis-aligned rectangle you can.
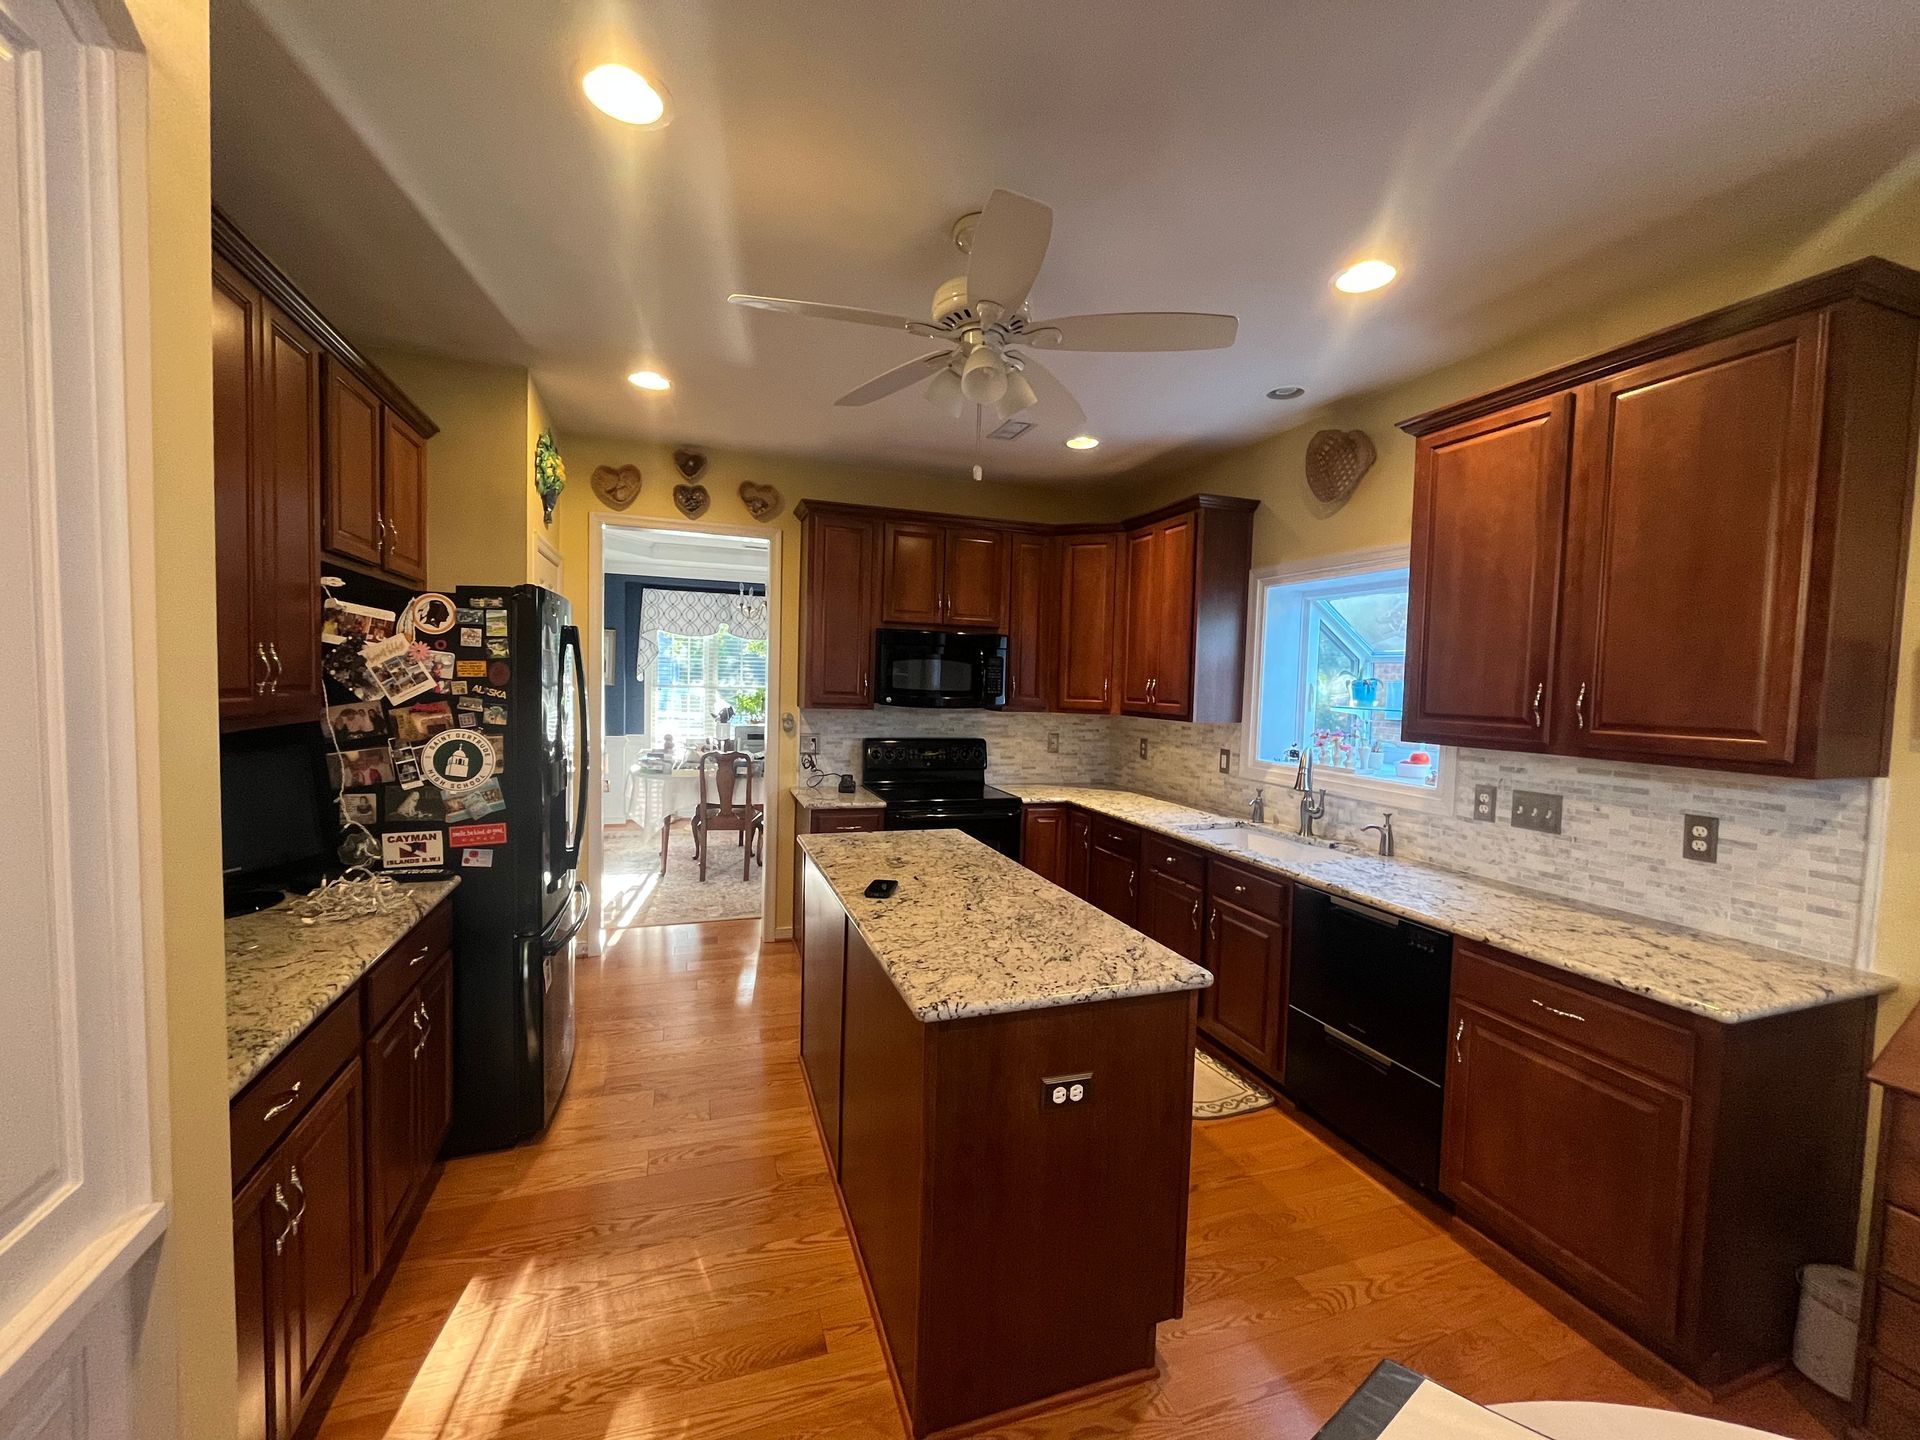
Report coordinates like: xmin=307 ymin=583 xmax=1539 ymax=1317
xmin=1530 ymin=997 xmax=1586 ymax=1023
xmin=413 ymin=1001 xmax=432 ymax=1060
xmin=254 ymin=642 xmax=271 ymax=694
xmin=272 ymin=1183 xmax=292 ymax=1256
xmin=1532 ymin=681 xmax=1544 ymax=729
xmin=1190 ymin=898 xmax=1201 ymax=929
xmin=407 ymin=944 xmax=430 ymax=967
xmin=1454 ymin=1018 xmax=1464 ymax=1065
xmin=1232 ymin=883 xmax=1246 ymax=894
xmin=1575 ymin=681 xmax=1588 ymax=730
xmin=261 ymin=1081 xmax=303 ymax=1122
xmin=288 ymin=1164 xmax=306 ymax=1239
xmin=1324 ymin=1022 xmax=1395 ymax=1072
xmin=1209 ymin=908 xmax=1218 ymax=943
xmin=266 ymin=641 xmax=282 ymax=692
xmin=1127 ymin=869 xmax=1136 ymax=899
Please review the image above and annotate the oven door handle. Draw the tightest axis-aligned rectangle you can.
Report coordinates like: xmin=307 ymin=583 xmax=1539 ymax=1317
xmin=898 ymin=809 xmax=1000 ymax=823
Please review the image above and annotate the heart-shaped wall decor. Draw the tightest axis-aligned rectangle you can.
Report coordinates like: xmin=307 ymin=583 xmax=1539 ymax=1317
xmin=673 ymin=448 xmax=707 ymax=480
xmin=672 ymin=483 xmax=710 ymax=519
xmin=739 ymin=482 xmax=782 ymax=522
xmin=1304 ymin=429 xmax=1377 ymax=507
xmin=589 ymin=463 xmax=643 ymax=510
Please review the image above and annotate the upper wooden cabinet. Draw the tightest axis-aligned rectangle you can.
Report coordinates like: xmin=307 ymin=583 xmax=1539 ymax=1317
xmin=1402 ymin=258 xmax=1920 ymax=777
xmin=880 ymin=518 xmax=1009 ymax=629
xmin=380 ymin=409 xmax=430 ymax=583
xmin=1056 ymin=532 xmax=1121 ymax=713
xmin=1117 ymin=498 xmax=1256 ymax=723
xmin=1005 ymin=532 xmax=1054 ymax=711
xmin=322 ymin=360 xmax=383 ymax=568
xmin=798 ymin=508 xmax=880 ymax=707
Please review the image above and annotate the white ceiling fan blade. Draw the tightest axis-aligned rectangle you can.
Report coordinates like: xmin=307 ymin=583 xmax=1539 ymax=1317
xmin=1027 ymin=312 xmax=1239 ymax=352
xmin=1015 ymin=356 xmax=1085 ymax=433
xmin=966 ymin=189 xmax=1052 ymax=313
xmin=728 ymin=294 xmax=938 ymax=336
xmin=834 ymin=352 xmax=954 ymax=407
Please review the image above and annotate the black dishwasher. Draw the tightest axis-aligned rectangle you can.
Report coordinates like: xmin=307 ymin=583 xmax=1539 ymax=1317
xmin=1283 ymin=886 xmax=1453 ymax=1191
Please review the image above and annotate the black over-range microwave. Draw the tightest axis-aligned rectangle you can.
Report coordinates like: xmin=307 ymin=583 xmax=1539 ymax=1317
xmin=873 ymin=628 xmax=1008 ymax=709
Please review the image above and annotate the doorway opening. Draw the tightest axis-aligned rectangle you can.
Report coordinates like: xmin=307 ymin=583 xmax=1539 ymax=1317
xmin=592 ymin=523 xmax=774 ymax=940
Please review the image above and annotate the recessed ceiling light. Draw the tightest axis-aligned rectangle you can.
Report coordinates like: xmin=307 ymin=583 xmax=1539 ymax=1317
xmin=1065 ymin=435 xmax=1100 ymax=450
xmin=1266 ymin=386 xmax=1306 ymax=400
xmin=582 ymin=64 xmax=669 ymax=127
xmin=1333 ymin=259 xmax=1398 ymax=294
xmin=627 ymin=369 xmax=671 ymax=391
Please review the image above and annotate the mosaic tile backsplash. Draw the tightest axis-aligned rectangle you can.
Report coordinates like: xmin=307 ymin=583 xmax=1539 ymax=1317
xmin=798 ymin=709 xmax=1878 ymax=967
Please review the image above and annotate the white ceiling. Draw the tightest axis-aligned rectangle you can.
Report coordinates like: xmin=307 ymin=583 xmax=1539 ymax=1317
xmin=212 ymin=0 xmax=1920 ymax=481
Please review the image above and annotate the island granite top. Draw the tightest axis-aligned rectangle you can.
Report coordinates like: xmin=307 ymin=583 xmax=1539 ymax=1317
xmin=225 ymin=877 xmax=459 ymax=1097
xmin=797 ymin=828 xmax=1210 ymax=1022
xmin=1005 ymin=785 xmax=1892 ymax=1025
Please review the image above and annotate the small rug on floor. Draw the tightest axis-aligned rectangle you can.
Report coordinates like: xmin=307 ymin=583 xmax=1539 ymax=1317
xmin=1194 ymin=1049 xmax=1273 ymax=1119
xmin=602 ymin=823 xmax=763 ymax=930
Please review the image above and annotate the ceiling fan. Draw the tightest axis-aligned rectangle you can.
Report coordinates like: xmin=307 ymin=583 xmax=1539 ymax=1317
xmin=728 ymin=189 xmax=1237 ymax=473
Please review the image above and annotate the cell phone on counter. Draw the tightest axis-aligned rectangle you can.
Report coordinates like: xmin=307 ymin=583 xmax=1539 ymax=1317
xmin=863 ymin=879 xmax=898 ymax=899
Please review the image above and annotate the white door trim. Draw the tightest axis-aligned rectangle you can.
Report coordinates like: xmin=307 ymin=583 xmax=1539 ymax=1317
xmin=586 ymin=511 xmax=783 ymax=955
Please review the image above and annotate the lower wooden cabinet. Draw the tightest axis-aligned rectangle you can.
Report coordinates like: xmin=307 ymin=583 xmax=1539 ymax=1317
xmin=800 ymin=860 xmax=850 ymax=1172
xmin=1020 ymin=805 xmax=1067 ymax=886
xmin=1085 ymin=820 xmax=1140 ymax=927
xmin=1063 ymin=810 xmax=1091 ymax=898
xmin=365 ymin=956 xmax=453 ymax=1271
xmin=1202 ymin=893 xmax=1288 ymax=1075
xmin=790 ymin=804 xmax=885 ymax=940
xmin=1139 ymin=841 xmax=1205 ymax=964
xmin=1855 ymin=1019 xmax=1920 ymax=1437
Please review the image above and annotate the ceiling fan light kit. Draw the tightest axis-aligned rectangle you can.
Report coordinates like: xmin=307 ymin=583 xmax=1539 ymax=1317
xmin=727 ymin=187 xmax=1239 ymax=476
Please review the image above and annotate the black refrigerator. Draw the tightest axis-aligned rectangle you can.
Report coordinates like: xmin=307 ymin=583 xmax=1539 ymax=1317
xmin=443 ymin=584 xmax=590 ymax=1154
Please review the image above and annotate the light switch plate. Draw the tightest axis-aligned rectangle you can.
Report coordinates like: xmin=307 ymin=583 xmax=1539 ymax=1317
xmin=1218 ymin=748 xmax=1231 ymax=774
xmin=1683 ymin=814 xmax=1719 ymax=863
xmin=1138 ymin=737 xmax=1149 ymax=760
xmin=1510 ymin=789 xmax=1563 ymax=835
xmin=1046 ymin=731 xmax=1060 ymax=754
xmin=1473 ymin=783 xmax=1498 ymax=822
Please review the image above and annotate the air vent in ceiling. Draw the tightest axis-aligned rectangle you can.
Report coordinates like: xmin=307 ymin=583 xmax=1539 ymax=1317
xmin=987 ymin=418 xmax=1034 ymax=441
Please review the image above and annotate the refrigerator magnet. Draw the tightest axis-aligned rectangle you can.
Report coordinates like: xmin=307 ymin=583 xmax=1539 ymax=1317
xmin=419 ymin=729 xmax=496 ymax=793
xmin=459 ymin=848 xmax=494 ymax=868
xmin=381 ymin=828 xmax=445 ymax=870
xmin=484 ymin=611 xmax=509 ymax=637
xmin=455 ymin=659 xmax=487 ymax=678
xmin=459 ymin=626 xmax=482 ymax=647
xmin=455 ymin=607 xmax=483 ymax=627
xmin=403 ymin=593 xmax=456 ymax=637
xmin=488 ymin=661 xmax=511 ymax=685
xmin=450 ymin=821 xmax=507 ymax=847
xmin=390 ymin=744 xmax=426 ymax=789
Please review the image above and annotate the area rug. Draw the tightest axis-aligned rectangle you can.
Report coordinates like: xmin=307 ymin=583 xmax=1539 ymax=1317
xmin=1194 ymin=1048 xmax=1274 ymax=1119
xmin=601 ymin=823 xmax=764 ymax=930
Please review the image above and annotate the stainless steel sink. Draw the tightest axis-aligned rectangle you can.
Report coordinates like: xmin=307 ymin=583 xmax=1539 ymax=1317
xmin=1181 ymin=822 xmax=1353 ymax=862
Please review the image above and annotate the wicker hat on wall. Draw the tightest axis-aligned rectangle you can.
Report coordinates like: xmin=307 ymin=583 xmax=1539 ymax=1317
xmin=1305 ymin=428 xmax=1376 ymax=508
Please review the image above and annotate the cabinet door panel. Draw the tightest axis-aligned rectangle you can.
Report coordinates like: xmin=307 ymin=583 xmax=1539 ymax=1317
xmin=1150 ymin=515 xmax=1196 ymax=716
xmin=1057 ymin=535 xmax=1119 ymax=711
xmin=258 ymin=304 xmax=324 ymax=717
xmin=801 ymin=860 xmax=849 ymax=1170
xmin=802 ymin=515 xmax=879 ymax=706
xmin=1204 ymin=898 xmax=1285 ymax=1071
xmin=1005 ymin=534 xmax=1052 ymax=709
xmin=881 ymin=520 xmax=945 ymax=625
xmin=1086 ymin=843 xmax=1138 ymax=926
xmin=1119 ymin=525 xmax=1159 ymax=712
xmin=1020 ymin=806 xmax=1066 ymax=886
xmin=1559 ymin=315 xmax=1825 ymax=766
xmin=417 ymin=959 xmax=454 ymax=1169
xmin=1441 ymin=1001 xmax=1688 ymax=1341
xmin=943 ymin=525 xmax=1008 ymax=628
xmin=323 ymin=361 xmax=384 ymax=567
xmin=1063 ymin=810 xmax=1091 ymax=899
xmin=233 ymin=1163 xmax=287 ymax=1440
xmin=381 ymin=411 xmax=429 ymax=583
xmin=284 ymin=1060 xmax=365 ymax=1427
xmin=1404 ymin=394 xmax=1570 ymax=749
xmin=1140 ymin=870 xmax=1204 ymax=963
xmin=364 ymin=1002 xmax=419 ymax=1273
xmin=213 ymin=259 xmax=263 ymax=723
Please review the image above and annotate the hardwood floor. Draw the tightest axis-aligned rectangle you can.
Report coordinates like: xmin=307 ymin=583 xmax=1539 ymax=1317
xmin=313 ymin=920 xmax=1850 ymax=1440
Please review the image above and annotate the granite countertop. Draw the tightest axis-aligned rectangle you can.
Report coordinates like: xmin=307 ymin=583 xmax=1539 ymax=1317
xmin=798 ymin=829 xmax=1211 ymax=1022
xmin=791 ymin=782 xmax=886 ymax=810
xmin=1005 ymin=785 xmax=1893 ymax=1024
xmin=225 ymin=878 xmax=460 ymax=1097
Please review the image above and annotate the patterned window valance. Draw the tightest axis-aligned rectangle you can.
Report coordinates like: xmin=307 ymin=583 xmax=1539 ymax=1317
xmin=636 ymin=587 xmax=767 ymax=675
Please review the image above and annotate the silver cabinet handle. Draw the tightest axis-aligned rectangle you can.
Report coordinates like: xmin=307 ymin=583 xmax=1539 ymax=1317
xmin=1575 ymin=681 xmax=1587 ymax=730
xmin=412 ymin=1002 xmax=427 ymax=1059
xmin=254 ymin=642 xmax=271 ymax=694
xmin=1127 ymin=869 xmax=1136 ymax=899
xmin=1233 ymin=883 xmax=1246 ymax=895
xmin=1532 ymin=681 xmax=1544 ymax=729
xmin=1190 ymin=898 xmax=1200 ymax=930
xmin=261 ymin=1080 xmax=303 ymax=1122
xmin=271 ymin=1183 xmax=292 ymax=1256
xmin=288 ymin=1164 xmax=306 ymax=1239
xmin=1208 ymin=908 xmax=1218 ymax=943
xmin=1324 ymin=1022 xmax=1395 ymax=1071
xmin=1531 ymin=997 xmax=1586 ymax=1023
xmin=266 ymin=641 xmax=282 ymax=692
xmin=407 ymin=944 xmax=430 ymax=967
xmin=1454 ymin=1018 xmax=1465 ymax=1065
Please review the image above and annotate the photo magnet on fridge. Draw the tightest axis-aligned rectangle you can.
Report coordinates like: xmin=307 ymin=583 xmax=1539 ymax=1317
xmin=338 ymin=792 xmax=380 ymax=827
xmin=327 ymin=746 xmax=396 ymax=789
xmin=384 ymin=785 xmax=445 ymax=823
xmin=323 ymin=701 xmax=387 ymax=744
xmin=459 ymin=626 xmax=483 ymax=647
xmin=444 ymin=780 xmax=505 ymax=823
xmin=390 ymin=744 xmax=425 ymax=789
xmin=361 ymin=634 xmax=437 ymax=704
xmin=392 ymin=701 xmax=454 ymax=745
xmin=381 ymin=828 xmax=445 ymax=870
xmin=321 ymin=598 xmax=397 ymax=647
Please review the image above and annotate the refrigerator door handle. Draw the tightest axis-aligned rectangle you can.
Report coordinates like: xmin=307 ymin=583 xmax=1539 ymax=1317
xmin=561 ymin=624 xmax=590 ymax=872
xmin=540 ymin=880 xmax=591 ymax=953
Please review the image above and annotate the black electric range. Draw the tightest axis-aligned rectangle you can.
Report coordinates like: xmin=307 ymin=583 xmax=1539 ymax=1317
xmin=860 ymin=737 xmax=1023 ymax=859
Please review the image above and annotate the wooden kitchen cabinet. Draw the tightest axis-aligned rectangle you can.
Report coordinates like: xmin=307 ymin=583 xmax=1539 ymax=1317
xmin=1402 ymin=393 xmax=1571 ymax=751
xmin=1063 ymin=809 xmax=1091 ymax=898
xmin=1139 ymin=840 xmax=1206 ymax=963
xmin=1117 ymin=499 xmax=1256 ymax=723
xmin=1085 ymin=819 xmax=1141 ymax=927
xmin=1853 ymin=1010 xmax=1920 ymax=1437
xmin=1441 ymin=939 xmax=1877 ymax=1386
xmin=1020 ymin=805 xmax=1067 ymax=886
xmin=789 ymin=804 xmax=885 ymax=938
xmin=380 ymin=409 xmax=430 ymax=583
xmin=1056 ymin=532 xmax=1121 ymax=713
xmin=1120 ymin=513 xmax=1196 ymax=717
xmin=364 ymin=954 xmax=453 ymax=1272
xmin=798 ymin=509 xmax=881 ymax=707
xmin=800 ymin=858 xmax=851 ymax=1170
xmin=943 ymin=524 xmax=1010 ymax=627
xmin=324 ymin=360 xmax=431 ymax=585
xmin=1201 ymin=858 xmax=1289 ymax=1075
xmin=233 ymin=1160 xmax=288 ymax=1440
xmin=213 ymin=252 xmax=325 ymax=730
xmin=1004 ymin=532 xmax=1054 ymax=710
xmin=880 ymin=519 xmax=1009 ymax=630
xmin=1401 ymin=258 xmax=1920 ymax=778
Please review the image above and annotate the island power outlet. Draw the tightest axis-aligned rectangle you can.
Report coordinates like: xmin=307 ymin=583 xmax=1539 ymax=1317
xmin=1043 ymin=1073 xmax=1092 ymax=1108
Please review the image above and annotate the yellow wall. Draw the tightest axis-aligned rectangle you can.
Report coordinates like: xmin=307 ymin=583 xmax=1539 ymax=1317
xmin=124 ymin=0 xmax=238 ymax=1432
xmin=544 ymin=435 xmax=1105 ymax=935
xmin=1117 ymin=166 xmax=1920 ymax=1042
xmin=366 ymin=347 xmax=538 ymax=589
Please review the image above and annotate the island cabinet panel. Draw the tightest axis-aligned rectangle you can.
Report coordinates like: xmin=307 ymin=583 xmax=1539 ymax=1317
xmin=1055 ymin=533 xmax=1121 ymax=712
xmin=1005 ymin=532 xmax=1054 ymax=710
xmin=1402 ymin=393 xmax=1570 ymax=751
xmin=1085 ymin=819 xmax=1141 ymax=926
xmin=789 ymin=805 xmax=884 ymax=939
xmin=1020 ymin=805 xmax=1067 ymax=887
xmin=1063 ymin=809 xmax=1092 ymax=899
xmin=798 ymin=509 xmax=880 ymax=707
xmin=1401 ymin=260 xmax=1920 ymax=778
xmin=799 ymin=857 xmax=851 ymax=1170
xmin=1441 ymin=939 xmax=1877 ymax=1387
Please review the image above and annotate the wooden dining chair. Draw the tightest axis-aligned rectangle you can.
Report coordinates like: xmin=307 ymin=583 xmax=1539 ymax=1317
xmin=692 ymin=751 xmax=761 ymax=882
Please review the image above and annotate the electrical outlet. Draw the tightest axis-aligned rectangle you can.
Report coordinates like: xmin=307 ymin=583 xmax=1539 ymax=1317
xmin=1042 ymin=1073 xmax=1093 ymax=1108
xmin=1046 ymin=731 xmax=1060 ymax=754
xmin=1218 ymin=748 xmax=1231 ymax=774
xmin=1138 ymin=737 xmax=1149 ymax=760
xmin=1473 ymin=783 xmax=1499 ymax=822
xmin=799 ymin=735 xmax=819 ymax=757
xmin=1683 ymin=814 xmax=1719 ymax=863
xmin=1510 ymin=789 xmax=1563 ymax=835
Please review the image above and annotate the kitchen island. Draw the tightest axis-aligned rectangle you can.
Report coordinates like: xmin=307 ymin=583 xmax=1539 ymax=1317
xmin=796 ymin=828 xmax=1211 ymax=1439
